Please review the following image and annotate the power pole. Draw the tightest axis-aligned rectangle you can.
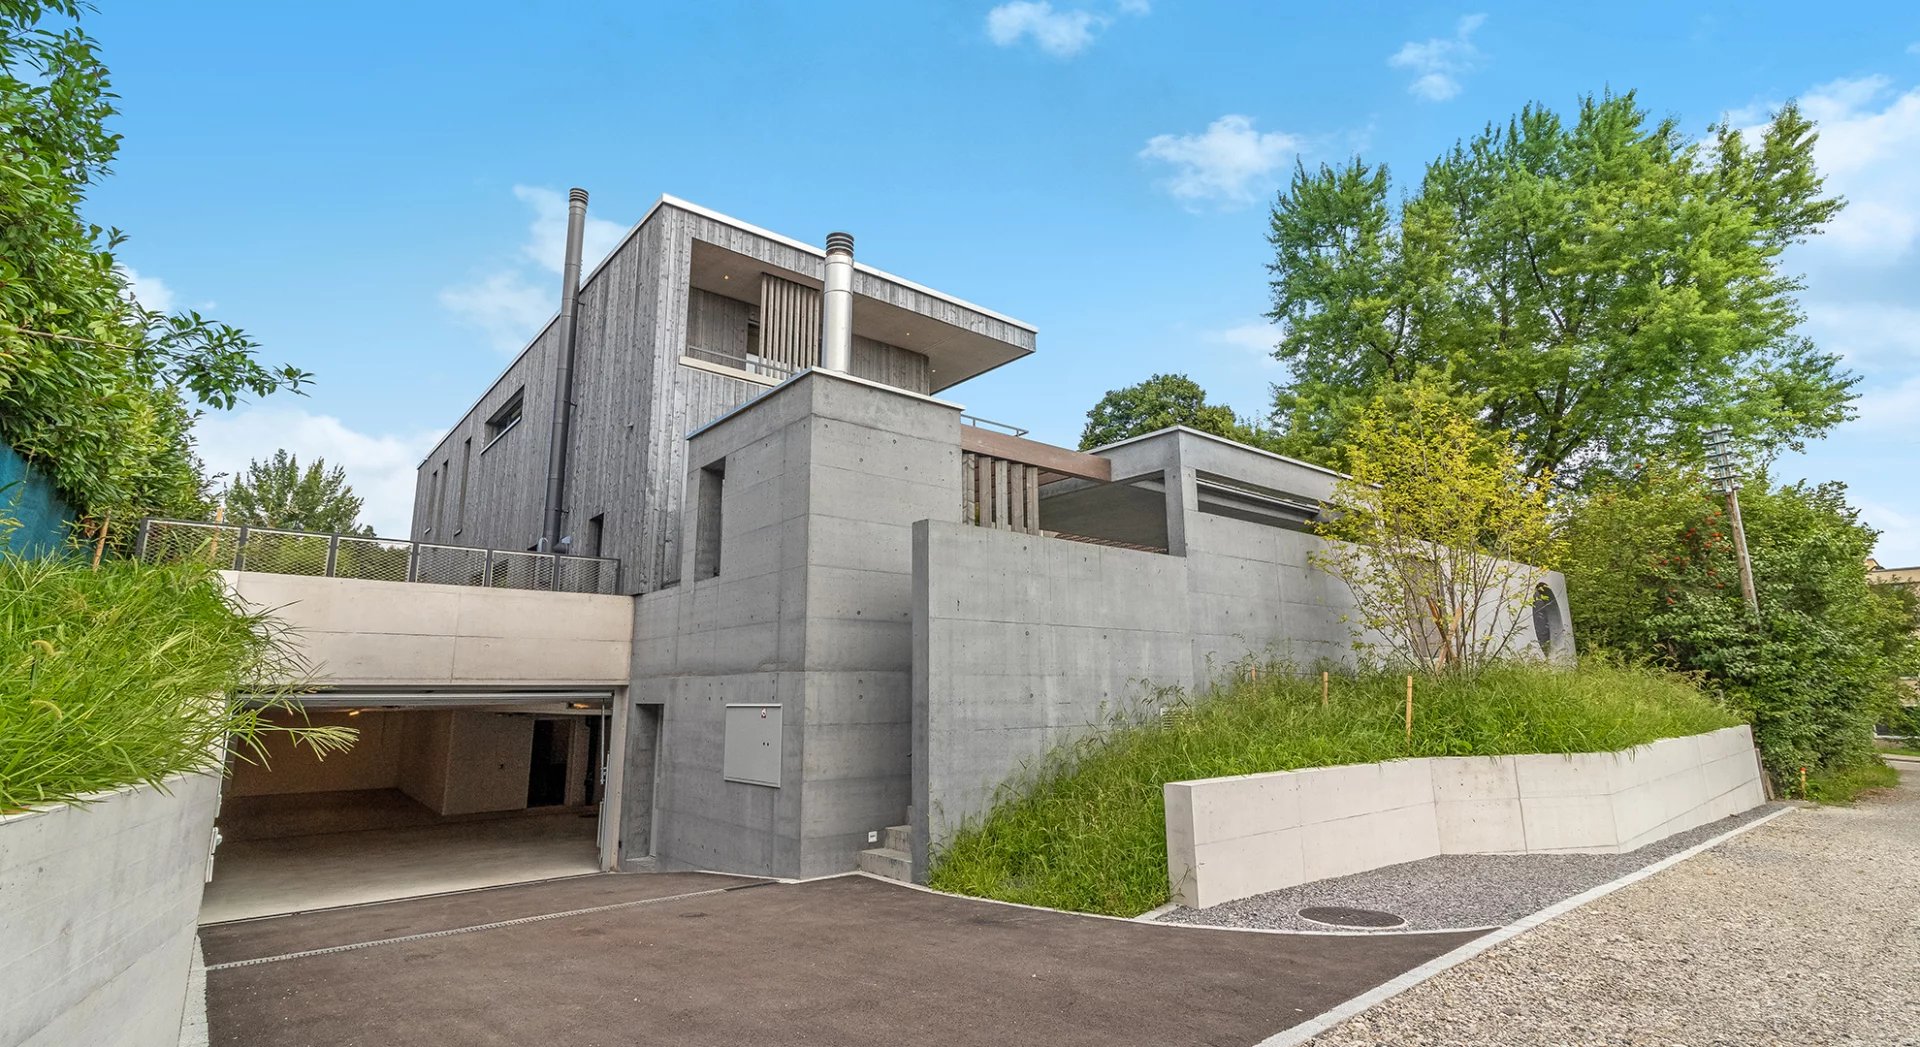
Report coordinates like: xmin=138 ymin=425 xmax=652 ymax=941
xmin=1704 ymin=425 xmax=1759 ymax=616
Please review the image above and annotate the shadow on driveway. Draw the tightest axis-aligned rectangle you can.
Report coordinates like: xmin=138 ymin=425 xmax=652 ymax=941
xmin=205 ymin=873 xmax=1481 ymax=1047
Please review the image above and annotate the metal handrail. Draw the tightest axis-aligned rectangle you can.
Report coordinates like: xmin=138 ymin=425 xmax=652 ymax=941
xmin=684 ymin=344 xmax=796 ymax=381
xmin=133 ymin=518 xmax=623 ymax=595
xmin=961 ymin=414 xmax=1030 ymax=438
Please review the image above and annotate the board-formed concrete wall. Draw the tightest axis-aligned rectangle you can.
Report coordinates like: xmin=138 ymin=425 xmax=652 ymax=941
xmin=1163 ymin=725 xmax=1766 ymax=909
xmin=0 ymin=772 xmax=220 ymax=1047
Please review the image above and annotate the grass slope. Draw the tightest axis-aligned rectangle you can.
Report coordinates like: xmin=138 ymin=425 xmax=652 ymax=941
xmin=928 ymin=661 xmax=1739 ymax=917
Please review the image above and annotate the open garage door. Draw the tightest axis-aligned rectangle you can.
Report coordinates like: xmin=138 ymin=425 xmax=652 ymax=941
xmin=201 ymin=691 xmax=623 ymax=923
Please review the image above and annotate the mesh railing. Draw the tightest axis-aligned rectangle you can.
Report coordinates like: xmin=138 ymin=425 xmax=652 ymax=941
xmin=135 ymin=519 xmax=621 ymax=594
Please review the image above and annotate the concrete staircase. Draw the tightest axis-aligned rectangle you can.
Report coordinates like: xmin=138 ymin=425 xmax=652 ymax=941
xmin=857 ymin=824 xmax=912 ymax=882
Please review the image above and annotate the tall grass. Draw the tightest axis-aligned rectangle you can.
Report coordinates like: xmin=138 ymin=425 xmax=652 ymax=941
xmin=0 ymin=554 xmax=352 ymax=811
xmin=927 ymin=660 xmax=1739 ymax=916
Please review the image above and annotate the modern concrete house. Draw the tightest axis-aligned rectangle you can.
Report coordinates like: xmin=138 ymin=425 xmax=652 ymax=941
xmin=205 ymin=191 xmax=1572 ymax=911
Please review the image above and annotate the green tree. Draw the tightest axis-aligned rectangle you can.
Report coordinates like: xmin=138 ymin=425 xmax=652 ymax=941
xmin=0 ymin=0 xmax=309 ymax=530
xmin=1562 ymin=468 xmax=1920 ymax=784
xmin=1079 ymin=373 xmax=1279 ymax=451
xmin=1311 ymin=378 xmax=1560 ymax=672
xmin=226 ymin=451 xmax=370 ymax=535
xmin=1264 ymin=91 xmax=1854 ymax=482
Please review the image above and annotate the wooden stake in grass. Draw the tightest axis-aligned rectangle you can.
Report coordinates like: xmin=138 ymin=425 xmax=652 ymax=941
xmin=90 ymin=513 xmax=110 ymax=570
xmin=1800 ymin=765 xmax=1808 ymax=799
xmin=1404 ymin=674 xmax=1414 ymax=743
xmin=1321 ymin=671 xmax=1329 ymax=707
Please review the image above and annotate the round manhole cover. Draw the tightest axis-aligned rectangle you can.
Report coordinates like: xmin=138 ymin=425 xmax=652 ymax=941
xmin=1298 ymin=906 xmax=1405 ymax=929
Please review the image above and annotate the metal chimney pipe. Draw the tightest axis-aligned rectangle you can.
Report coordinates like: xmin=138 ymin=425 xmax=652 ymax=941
xmin=539 ymin=187 xmax=590 ymax=555
xmin=819 ymin=231 xmax=854 ymax=373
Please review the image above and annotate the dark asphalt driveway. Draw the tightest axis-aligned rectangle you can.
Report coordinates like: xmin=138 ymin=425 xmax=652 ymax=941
xmin=203 ymin=872 xmax=1482 ymax=1047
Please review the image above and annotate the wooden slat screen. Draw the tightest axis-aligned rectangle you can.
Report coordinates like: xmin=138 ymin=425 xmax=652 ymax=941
xmin=758 ymin=273 xmax=821 ymax=374
xmin=961 ymin=452 xmax=1040 ymax=535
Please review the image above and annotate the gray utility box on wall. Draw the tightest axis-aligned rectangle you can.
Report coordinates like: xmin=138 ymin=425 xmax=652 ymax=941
xmin=723 ymin=704 xmax=782 ymax=787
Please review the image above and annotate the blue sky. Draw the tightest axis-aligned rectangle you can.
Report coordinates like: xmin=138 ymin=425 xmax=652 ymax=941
xmin=85 ymin=2 xmax=1920 ymax=563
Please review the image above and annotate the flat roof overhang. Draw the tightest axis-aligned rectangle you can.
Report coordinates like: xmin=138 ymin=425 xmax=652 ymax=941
xmin=688 ymin=239 xmax=1032 ymax=392
xmin=241 ymin=688 xmax=615 ymax=711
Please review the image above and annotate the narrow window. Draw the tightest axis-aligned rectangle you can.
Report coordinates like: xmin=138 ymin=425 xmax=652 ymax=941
xmin=455 ymin=438 xmax=473 ymax=535
xmin=435 ymin=459 xmax=450 ymax=537
xmin=424 ymin=468 xmax=440 ymax=536
xmin=484 ymin=388 xmax=525 ymax=448
xmin=695 ymin=460 xmax=725 ymax=580
xmin=586 ymin=513 xmax=605 ymax=558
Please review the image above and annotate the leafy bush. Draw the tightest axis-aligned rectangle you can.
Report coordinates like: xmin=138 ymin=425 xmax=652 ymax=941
xmin=927 ymin=660 xmax=1735 ymax=917
xmin=1563 ymin=468 xmax=1920 ymax=789
xmin=0 ymin=553 xmax=351 ymax=810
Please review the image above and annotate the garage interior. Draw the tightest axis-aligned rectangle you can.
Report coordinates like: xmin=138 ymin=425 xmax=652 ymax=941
xmin=200 ymin=695 xmax=621 ymax=924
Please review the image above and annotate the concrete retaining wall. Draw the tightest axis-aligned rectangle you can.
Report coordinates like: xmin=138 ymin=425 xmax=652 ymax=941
xmin=0 ymin=773 xmax=220 ymax=1047
xmin=1163 ymin=725 xmax=1765 ymax=908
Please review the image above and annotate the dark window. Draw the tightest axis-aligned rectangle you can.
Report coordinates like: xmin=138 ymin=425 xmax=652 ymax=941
xmin=695 ymin=460 xmax=725 ymax=580
xmin=455 ymin=438 xmax=472 ymax=534
xmin=586 ymin=513 xmax=605 ymax=558
xmin=1533 ymin=583 xmax=1560 ymax=654
xmin=484 ymin=388 xmax=525 ymax=448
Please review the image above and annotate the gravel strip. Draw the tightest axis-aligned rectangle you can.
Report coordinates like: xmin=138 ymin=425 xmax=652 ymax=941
xmin=1305 ymin=766 xmax=1920 ymax=1046
xmin=1160 ymin=804 xmax=1783 ymax=932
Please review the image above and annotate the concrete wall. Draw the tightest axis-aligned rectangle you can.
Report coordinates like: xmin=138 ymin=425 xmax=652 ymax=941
xmin=911 ymin=522 xmax=1196 ymax=875
xmin=391 ymin=711 xmax=535 ymax=816
xmin=1163 ymin=725 xmax=1766 ymax=908
xmin=910 ymin=428 xmax=1575 ymax=875
xmin=0 ymin=773 xmax=219 ymax=1047
xmin=220 ymin=572 xmax=634 ymax=688
xmin=228 ymin=709 xmax=405 ymax=797
xmin=631 ymin=370 xmax=961 ymax=878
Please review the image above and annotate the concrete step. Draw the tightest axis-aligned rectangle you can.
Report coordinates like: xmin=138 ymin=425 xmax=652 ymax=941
xmin=881 ymin=824 xmax=910 ymax=853
xmin=857 ymin=846 xmax=911 ymax=882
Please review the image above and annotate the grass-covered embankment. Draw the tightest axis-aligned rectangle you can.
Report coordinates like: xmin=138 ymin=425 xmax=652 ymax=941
xmin=0 ymin=555 xmax=351 ymax=811
xmin=927 ymin=660 xmax=1739 ymax=917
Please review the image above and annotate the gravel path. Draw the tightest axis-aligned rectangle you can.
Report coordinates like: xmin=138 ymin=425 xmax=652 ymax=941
xmin=1160 ymin=806 xmax=1782 ymax=932
xmin=1306 ymin=764 xmax=1920 ymax=1046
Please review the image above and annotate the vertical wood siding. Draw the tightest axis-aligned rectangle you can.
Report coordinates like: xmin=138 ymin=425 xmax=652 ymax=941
xmin=413 ymin=201 xmax=1003 ymax=594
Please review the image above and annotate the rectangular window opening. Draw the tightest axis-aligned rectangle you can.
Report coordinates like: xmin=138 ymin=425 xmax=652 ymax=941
xmin=694 ymin=460 xmax=725 ymax=580
xmin=483 ymin=388 xmax=525 ymax=449
xmin=455 ymin=438 xmax=473 ymax=534
xmin=586 ymin=513 xmax=605 ymax=559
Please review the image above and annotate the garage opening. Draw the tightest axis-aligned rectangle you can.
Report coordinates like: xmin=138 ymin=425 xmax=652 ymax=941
xmin=201 ymin=693 xmax=622 ymax=924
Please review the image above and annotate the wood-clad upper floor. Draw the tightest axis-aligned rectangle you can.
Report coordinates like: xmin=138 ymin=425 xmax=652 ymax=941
xmin=411 ymin=195 xmax=1037 ymax=595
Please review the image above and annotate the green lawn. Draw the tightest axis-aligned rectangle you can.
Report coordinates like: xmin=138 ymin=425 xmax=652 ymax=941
xmin=927 ymin=660 xmax=1739 ymax=917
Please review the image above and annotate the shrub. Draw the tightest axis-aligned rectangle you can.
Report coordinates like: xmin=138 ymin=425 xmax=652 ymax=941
xmin=1562 ymin=468 xmax=1920 ymax=789
xmin=0 ymin=553 xmax=351 ymax=810
xmin=927 ymin=659 xmax=1735 ymax=916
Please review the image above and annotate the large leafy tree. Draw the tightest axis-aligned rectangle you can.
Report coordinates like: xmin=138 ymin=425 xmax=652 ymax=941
xmin=1563 ymin=468 xmax=1919 ymax=784
xmin=1264 ymin=91 xmax=1854 ymax=483
xmin=0 ymin=0 xmax=309 ymax=528
xmin=225 ymin=451 xmax=370 ymax=535
xmin=1079 ymin=373 xmax=1279 ymax=451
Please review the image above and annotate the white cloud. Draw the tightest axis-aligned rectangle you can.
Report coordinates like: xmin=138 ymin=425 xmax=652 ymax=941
xmin=442 ymin=186 xmax=631 ymax=353
xmin=510 ymin=185 xmax=628 ymax=276
xmin=1140 ymin=115 xmax=1302 ymax=209
xmin=438 ymin=271 xmax=555 ymax=354
xmin=1859 ymin=499 xmax=1920 ymax=567
xmin=1803 ymin=301 xmax=1920 ymax=367
xmin=1388 ymin=13 xmax=1486 ymax=102
xmin=1209 ymin=320 xmax=1279 ymax=363
xmin=117 ymin=266 xmax=176 ymax=314
xmin=985 ymin=0 xmax=1146 ymax=57
xmin=1851 ymin=372 xmax=1920 ymax=434
xmin=191 ymin=407 xmax=444 ymax=539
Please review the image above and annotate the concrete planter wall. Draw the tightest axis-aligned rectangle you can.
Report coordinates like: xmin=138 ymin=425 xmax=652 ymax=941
xmin=1163 ymin=725 xmax=1765 ymax=909
xmin=0 ymin=772 xmax=220 ymax=1047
